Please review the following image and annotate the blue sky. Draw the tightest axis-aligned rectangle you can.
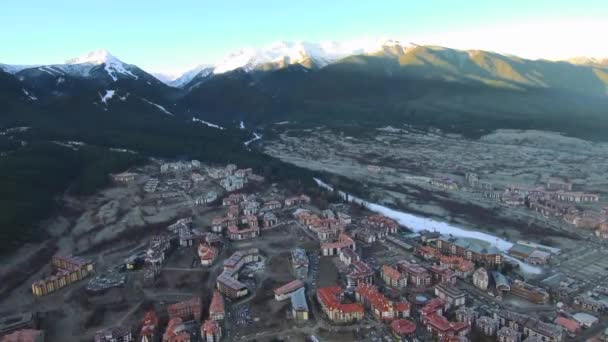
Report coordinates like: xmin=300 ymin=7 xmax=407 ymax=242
xmin=1 ymin=0 xmax=607 ymax=73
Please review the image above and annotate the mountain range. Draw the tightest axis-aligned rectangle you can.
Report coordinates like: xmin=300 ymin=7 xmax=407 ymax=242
xmin=2 ymin=41 xmax=608 ymax=141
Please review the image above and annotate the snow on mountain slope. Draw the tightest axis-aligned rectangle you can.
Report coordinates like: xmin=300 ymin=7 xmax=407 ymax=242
xmin=0 ymin=64 xmax=40 ymax=74
xmin=212 ymin=39 xmax=407 ymax=74
xmin=63 ymin=49 xmax=138 ymax=81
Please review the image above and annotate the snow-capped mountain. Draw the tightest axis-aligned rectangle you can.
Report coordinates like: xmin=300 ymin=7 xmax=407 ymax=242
xmin=167 ymin=65 xmax=214 ymax=88
xmin=212 ymin=39 xmax=407 ymax=74
xmin=62 ymin=49 xmax=139 ymax=81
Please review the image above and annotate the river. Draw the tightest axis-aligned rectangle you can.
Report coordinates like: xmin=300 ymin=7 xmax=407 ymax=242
xmin=313 ymin=178 xmax=542 ymax=275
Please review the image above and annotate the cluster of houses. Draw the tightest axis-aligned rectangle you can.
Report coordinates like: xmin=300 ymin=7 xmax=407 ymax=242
xmin=207 ymin=164 xmax=263 ymax=192
xmin=211 ymin=193 xmax=282 ymax=241
xmin=94 ymin=292 xmax=224 ymax=342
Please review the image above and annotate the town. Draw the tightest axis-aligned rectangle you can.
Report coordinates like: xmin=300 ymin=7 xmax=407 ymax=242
xmin=2 ymin=158 xmax=608 ymax=342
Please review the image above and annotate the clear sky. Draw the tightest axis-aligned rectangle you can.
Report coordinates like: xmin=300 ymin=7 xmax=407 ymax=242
xmin=1 ymin=0 xmax=607 ymax=74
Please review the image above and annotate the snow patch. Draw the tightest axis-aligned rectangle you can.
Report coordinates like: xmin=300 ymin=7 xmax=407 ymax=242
xmin=141 ymin=98 xmax=173 ymax=116
xmin=100 ymin=90 xmax=115 ymax=105
xmin=239 ymin=121 xmax=245 ymax=129
xmin=66 ymin=49 xmax=138 ymax=82
xmin=244 ymin=133 xmax=262 ymax=146
xmin=313 ymin=178 xmax=542 ymax=275
xmin=22 ymin=89 xmax=37 ymax=101
xmin=192 ymin=117 xmax=224 ymax=130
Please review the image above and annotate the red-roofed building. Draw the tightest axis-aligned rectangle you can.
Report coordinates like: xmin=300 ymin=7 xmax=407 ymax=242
xmin=198 ymin=243 xmax=218 ymax=266
xmin=347 ymin=260 xmax=374 ymax=287
xmin=1 ymin=330 xmax=44 ymax=342
xmin=201 ymin=320 xmax=222 ymax=342
xmin=430 ymin=266 xmax=457 ymax=285
xmin=163 ymin=318 xmax=190 ymax=342
xmin=394 ymin=301 xmax=411 ymax=318
xmin=274 ymin=279 xmax=305 ymax=301
xmin=355 ymin=284 xmax=395 ymax=322
xmin=420 ymin=298 xmax=447 ymax=317
xmin=391 ymin=319 xmax=416 ymax=340
xmin=140 ymin=311 xmax=158 ymax=342
xmin=382 ymin=265 xmax=407 ymax=289
xmin=321 ymin=233 xmax=356 ymax=256
xmin=423 ymin=313 xmax=469 ymax=340
xmin=418 ymin=245 xmax=440 ymax=260
xmin=209 ymin=290 xmax=225 ymax=321
xmin=316 ymin=286 xmax=364 ymax=324
xmin=167 ymin=297 xmax=202 ymax=322
xmin=554 ymin=317 xmax=581 ymax=336
xmin=397 ymin=261 xmax=432 ymax=287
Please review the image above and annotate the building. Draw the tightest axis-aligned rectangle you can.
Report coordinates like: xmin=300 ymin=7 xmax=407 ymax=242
xmin=31 ymin=255 xmax=94 ymax=296
xmin=574 ymin=294 xmax=608 ymax=314
xmin=274 ymin=280 xmax=305 ymax=301
xmin=553 ymin=191 xmax=599 ymax=203
xmin=1 ymin=330 xmax=44 ymax=342
xmin=435 ymin=283 xmax=465 ymax=308
xmin=316 ymin=286 xmax=364 ymax=324
xmin=497 ymin=326 xmax=522 ymax=342
xmin=494 ymin=310 xmax=564 ymax=342
xmin=217 ymin=249 xmax=260 ymax=299
xmin=112 ymin=172 xmax=137 ymax=183
xmin=94 ymin=326 xmax=133 ymax=342
xmin=162 ymin=318 xmax=190 ymax=342
xmin=553 ymin=317 xmax=581 ymax=336
xmin=473 ymin=267 xmax=489 ymax=290
xmin=510 ymin=281 xmax=549 ymax=304
xmin=209 ymin=291 xmax=225 ymax=321
xmin=572 ymin=312 xmax=599 ymax=328
xmin=355 ymin=284 xmax=411 ymax=322
xmin=220 ymin=175 xmax=245 ymax=192
xmin=139 ymin=311 xmax=158 ymax=342
xmin=477 ymin=316 xmax=499 ymax=336
xmin=346 ymin=261 xmax=374 ymax=287
xmin=422 ymin=312 xmax=469 ymax=339
xmin=397 ymin=261 xmax=431 ymax=287
xmin=167 ymin=297 xmax=202 ymax=322
xmin=429 ymin=266 xmax=457 ymax=285
xmin=492 ymin=271 xmax=511 ymax=297
xmin=391 ymin=319 xmax=416 ymax=340
xmin=546 ymin=179 xmax=572 ymax=191
xmin=339 ymin=247 xmax=360 ymax=266
xmin=381 ymin=265 xmax=407 ymax=289
xmin=455 ymin=306 xmax=478 ymax=326
xmin=285 ymin=194 xmax=311 ymax=207
xmin=291 ymin=248 xmax=309 ymax=279
xmin=198 ymin=244 xmax=218 ymax=266
xmin=436 ymin=236 xmax=503 ymax=265
xmin=291 ymin=288 xmax=310 ymax=322
xmin=321 ymin=233 xmax=355 ymax=256
xmin=201 ymin=320 xmax=221 ymax=342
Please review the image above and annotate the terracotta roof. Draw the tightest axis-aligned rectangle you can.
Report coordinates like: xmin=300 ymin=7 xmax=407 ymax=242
xmin=382 ymin=265 xmax=403 ymax=280
xmin=274 ymin=280 xmax=305 ymax=296
xmin=554 ymin=317 xmax=580 ymax=333
xmin=202 ymin=320 xmax=220 ymax=334
xmin=209 ymin=290 xmax=225 ymax=315
xmin=391 ymin=319 xmax=416 ymax=335
xmin=317 ymin=286 xmax=364 ymax=314
xmin=1 ymin=329 xmax=44 ymax=342
xmin=425 ymin=313 xmax=469 ymax=333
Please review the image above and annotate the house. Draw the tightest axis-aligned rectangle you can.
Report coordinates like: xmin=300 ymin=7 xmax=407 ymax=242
xmin=355 ymin=284 xmax=395 ymax=322
xmin=316 ymin=286 xmax=364 ymax=324
xmin=162 ymin=318 xmax=190 ymax=342
xmin=227 ymin=224 xmax=260 ymax=241
xmin=220 ymin=175 xmax=244 ymax=192
xmin=391 ymin=319 xmax=417 ymax=340
xmin=167 ymin=297 xmax=202 ymax=322
xmin=497 ymin=326 xmax=522 ymax=342
xmin=429 ymin=266 xmax=457 ymax=285
xmin=346 ymin=261 xmax=374 ymax=287
xmin=436 ymin=236 xmax=503 ymax=265
xmin=422 ymin=312 xmax=469 ymax=340
xmin=339 ymin=247 xmax=360 ymax=266
xmin=396 ymin=261 xmax=431 ymax=287
xmin=434 ymin=283 xmax=465 ymax=308
xmin=274 ymin=280 xmax=305 ymax=301
xmin=1 ymin=330 xmax=45 ymax=342
xmin=510 ymin=281 xmax=549 ymax=304
xmin=473 ymin=267 xmax=489 ymax=290
xmin=261 ymin=200 xmax=282 ymax=211
xmin=321 ymin=233 xmax=355 ymax=256
xmin=201 ymin=320 xmax=221 ymax=342
xmin=494 ymin=310 xmax=564 ymax=342
xmin=573 ymin=312 xmax=598 ymax=328
xmin=285 ymin=194 xmax=311 ymax=207
xmin=263 ymin=212 xmax=278 ymax=228
xmin=209 ymin=291 xmax=225 ymax=321
xmin=554 ymin=317 xmax=581 ymax=336
xmin=140 ymin=311 xmax=158 ymax=342
xmin=112 ymin=172 xmax=137 ymax=183
xmin=492 ymin=271 xmax=511 ymax=297
xmin=94 ymin=326 xmax=133 ymax=342
xmin=291 ymin=248 xmax=309 ymax=279
xmin=477 ymin=316 xmax=499 ymax=336
xmin=291 ymin=288 xmax=309 ymax=322
xmin=381 ymin=265 xmax=407 ymax=289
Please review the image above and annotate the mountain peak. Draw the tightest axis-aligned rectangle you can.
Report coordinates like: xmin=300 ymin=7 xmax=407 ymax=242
xmin=66 ymin=49 xmax=120 ymax=65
